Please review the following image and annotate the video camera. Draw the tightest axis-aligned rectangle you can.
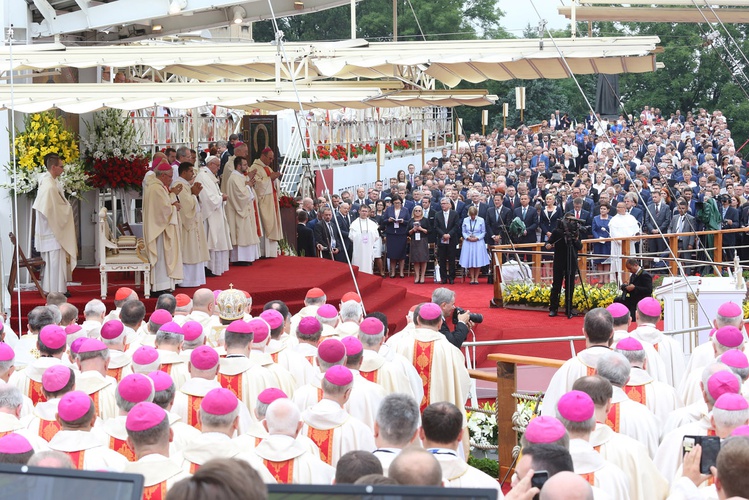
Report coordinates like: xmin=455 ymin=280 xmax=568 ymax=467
xmin=453 ymin=307 xmax=484 ymax=324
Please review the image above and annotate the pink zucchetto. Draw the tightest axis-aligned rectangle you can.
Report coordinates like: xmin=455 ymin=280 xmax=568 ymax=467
xmin=42 ymin=365 xmax=71 ymax=393
xmin=0 ymin=434 xmax=33 ymax=454
xmin=637 ymin=297 xmax=662 ymax=317
xmin=0 ymin=343 xmax=13 ymax=362
xmin=707 ymin=371 xmax=741 ymax=401
xmin=126 ymin=402 xmax=167 ymax=431
xmin=257 ymin=388 xmax=287 ymax=405
xmin=190 ymin=346 xmax=219 ymax=371
xmin=100 ymin=320 xmax=124 ymax=340
xmin=721 ymin=349 xmax=749 ymax=369
xmin=359 ymin=317 xmax=384 ymax=336
xmin=39 ymin=325 xmax=66 ymax=350
xmin=201 ymin=388 xmax=239 ymax=415
xmin=324 ymin=365 xmax=353 ymax=386
xmin=318 ymin=338 xmax=346 ymax=363
xmin=557 ymin=391 xmax=595 ymax=422
xmin=69 ymin=337 xmax=87 ymax=355
xmin=155 ymin=160 xmax=172 ymax=172
xmin=524 ymin=416 xmax=567 ymax=444
xmin=77 ymin=338 xmax=107 ymax=354
xmin=64 ymin=324 xmax=83 ymax=336
xmin=419 ymin=303 xmax=442 ymax=321
xmin=341 ymin=336 xmax=363 ymax=356
xmin=117 ymin=374 xmax=154 ymax=403
xmin=731 ymin=425 xmax=749 ymax=436
xmin=714 ymin=393 xmax=749 ymax=411
xmin=247 ymin=319 xmax=270 ymax=343
xmin=181 ymin=321 xmax=204 ymax=342
xmin=718 ymin=302 xmax=743 ymax=318
xmin=58 ymin=391 xmax=93 ymax=422
xmin=213 ymin=290 xmax=222 ymax=301
xmin=606 ymin=303 xmax=630 ymax=319
xmin=260 ymin=309 xmax=284 ymax=330
xmin=159 ymin=321 xmax=183 ymax=335
xmin=316 ymin=304 xmax=338 ymax=319
xmin=615 ymin=337 xmax=644 ymax=351
xmin=709 ymin=328 xmax=717 ymax=338
xmin=132 ymin=346 xmax=159 ymax=365
xmin=341 ymin=292 xmax=362 ymax=304
xmin=226 ymin=320 xmax=252 ymax=335
xmin=298 ymin=317 xmax=322 ymax=336
xmin=149 ymin=309 xmax=172 ymax=325
xmin=715 ymin=326 xmax=744 ymax=348
xmin=148 ymin=370 xmax=173 ymax=392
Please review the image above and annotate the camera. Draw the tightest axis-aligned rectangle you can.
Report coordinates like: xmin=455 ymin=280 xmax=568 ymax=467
xmin=453 ymin=307 xmax=484 ymax=324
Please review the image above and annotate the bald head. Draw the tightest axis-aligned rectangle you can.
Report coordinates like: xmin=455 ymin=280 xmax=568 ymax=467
xmin=192 ymin=289 xmax=215 ymax=312
xmin=539 ymin=471 xmax=594 ymax=500
xmin=264 ymin=398 xmax=301 ymax=437
xmin=388 ymin=448 xmax=442 ymax=487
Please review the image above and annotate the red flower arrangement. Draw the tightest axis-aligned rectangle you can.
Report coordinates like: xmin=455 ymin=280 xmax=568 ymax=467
xmin=87 ymin=155 xmax=150 ymax=192
xmin=385 ymin=143 xmax=393 ymax=153
xmin=278 ymin=195 xmax=296 ymax=208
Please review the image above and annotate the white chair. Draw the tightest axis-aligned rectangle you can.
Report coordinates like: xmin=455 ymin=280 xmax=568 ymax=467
xmin=99 ymin=207 xmax=151 ymax=299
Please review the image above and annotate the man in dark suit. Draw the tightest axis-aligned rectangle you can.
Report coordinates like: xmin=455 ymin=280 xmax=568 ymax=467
xmin=644 ymin=190 xmax=672 ymax=254
xmin=314 ymin=207 xmax=347 ymax=263
xmin=296 ymin=211 xmax=316 ymax=258
xmin=461 ymin=189 xmax=488 ymax=220
xmin=565 ymin=199 xmax=592 ymax=239
xmin=486 ymin=192 xmax=513 ymax=247
xmin=448 ymin=191 xmax=465 ymax=220
xmin=422 ymin=196 xmax=438 ymax=244
xmin=617 ymin=259 xmax=653 ymax=320
xmin=504 ymin=186 xmax=520 ymax=211
xmin=514 ymin=194 xmax=539 ymax=261
xmin=624 ymin=194 xmax=644 ymax=228
xmin=719 ymin=193 xmax=740 ymax=259
xmin=669 ymin=199 xmax=697 ymax=265
xmin=434 ymin=197 xmax=460 ymax=284
xmin=335 ymin=206 xmax=353 ymax=259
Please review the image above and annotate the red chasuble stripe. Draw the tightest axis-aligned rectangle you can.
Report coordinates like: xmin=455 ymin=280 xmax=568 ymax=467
xmin=109 ymin=436 xmax=136 ymax=461
xmin=189 ymin=462 xmax=200 ymax=474
xmin=360 ymin=370 xmax=378 ymax=383
xmin=91 ymin=391 xmax=101 ymax=417
xmin=28 ymin=379 xmax=47 ymax=405
xmin=187 ymin=395 xmax=204 ymax=430
xmin=270 ymin=352 xmax=279 ymax=364
xmin=143 ymin=481 xmax=167 ymax=500
xmin=65 ymin=450 xmax=86 ymax=470
xmin=605 ymin=403 xmax=621 ymax=433
xmin=307 ymin=427 xmax=335 ymax=464
xmin=38 ymin=419 xmax=61 ymax=441
xmin=107 ymin=366 xmax=124 ymax=382
xmin=586 ymin=366 xmax=595 ymax=377
xmin=413 ymin=340 xmax=434 ymax=412
xmin=217 ymin=373 xmax=243 ymax=399
xmin=623 ymin=384 xmax=647 ymax=405
xmin=580 ymin=472 xmax=595 ymax=485
xmin=264 ymin=458 xmax=295 ymax=484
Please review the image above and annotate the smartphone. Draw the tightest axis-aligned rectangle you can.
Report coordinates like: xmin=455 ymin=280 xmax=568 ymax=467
xmin=531 ymin=470 xmax=549 ymax=490
xmin=682 ymin=435 xmax=721 ymax=475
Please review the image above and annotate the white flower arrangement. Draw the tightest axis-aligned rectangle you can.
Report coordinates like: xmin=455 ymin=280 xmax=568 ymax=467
xmin=467 ymin=402 xmax=498 ymax=449
xmin=82 ymin=109 xmax=146 ymax=160
xmin=512 ymin=395 xmax=543 ymax=439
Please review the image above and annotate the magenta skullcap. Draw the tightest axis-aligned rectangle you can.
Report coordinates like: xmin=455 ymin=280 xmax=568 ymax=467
xmin=731 ymin=425 xmax=749 ymax=436
xmin=718 ymin=302 xmax=743 ymax=318
xmin=324 ymin=365 xmax=353 ymax=386
xmin=341 ymin=336 xmax=363 ymax=356
xmin=316 ymin=304 xmax=338 ymax=320
xmin=149 ymin=309 xmax=172 ymax=325
xmin=419 ymin=303 xmax=442 ymax=321
xmin=181 ymin=321 xmax=204 ymax=342
xmin=258 ymin=388 xmax=287 ymax=405
xmin=132 ymin=345 xmax=159 ymax=365
xmin=359 ymin=317 xmax=384 ymax=336
xmin=0 ymin=433 xmax=33 ymax=454
xmin=77 ymin=338 xmax=107 ymax=354
xmin=64 ymin=324 xmax=83 ymax=335
xmin=100 ymin=320 xmax=124 ymax=340
xmin=247 ymin=319 xmax=270 ymax=343
xmin=707 ymin=371 xmax=741 ymax=400
xmin=42 ymin=365 xmax=71 ymax=393
xmin=616 ymin=337 xmax=644 ymax=351
xmin=0 ymin=343 xmax=14 ymax=362
xmin=524 ymin=416 xmax=567 ymax=444
xmin=118 ymin=374 xmax=154 ymax=403
xmin=158 ymin=321 xmax=183 ymax=335
xmin=126 ymin=401 xmax=167 ymax=432
xmin=58 ymin=391 xmax=93 ymax=422
xmin=148 ymin=370 xmax=173 ymax=392
xmin=709 ymin=328 xmax=717 ymax=338
xmin=201 ymin=388 xmax=239 ymax=415
xmin=226 ymin=320 xmax=252 ymax=334
xmin=39 ymin=325 xmax=66 ymax=350
xmin=715 ymin=393 xmax=749 ymax=411
xmin=606 ymin=302 xmax=630 ymax=319
xmin=318 ymin=338 xmax=346 ymax=363
xmin=637 ymin=297 xmax=661 ymax=317
xmin=298 ymin=317 xmax=322 ymax=336
xmin=155 ymin=161 xmax=172 ymax=172
xmin=69 ymin=337 xmax=87 ymax=355
xmin=260 ymin=309 xmax=284 ymax=330
xmin=715 ymin=326 xmax=744 ymax=348
xmin=721 ymin=349 xmax=749 ymax=369
xmin=213 ymin=290 xmax=222 ymax=301
xmin=190 ymin=345 xmax=219 ymax=370
xmin=557 ymin=390 xmax=595 ymax=422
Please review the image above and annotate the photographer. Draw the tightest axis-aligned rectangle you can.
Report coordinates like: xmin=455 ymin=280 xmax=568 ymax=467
xmin=432 ymin=288 xmax=477 ymax=348
xmin=546 ymin=214 xmax=583 ymax=318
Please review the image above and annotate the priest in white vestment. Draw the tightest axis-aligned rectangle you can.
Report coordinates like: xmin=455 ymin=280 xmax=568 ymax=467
xmin=250 ymin=147 xmax=283 ymax=258
xmin=609 ymin=201 xmax=640 ymax=284
xmin=173 ymin=162 xmax=209 ymax=287
xmin=75 ymin=339 xmax=118 ymax=421
xmin=143 ymin=161 xmax=183 ymax=294
xmin=630 ymin=298 xmax=686 ymax=387
xmin=196 ymin=156 xmax=232 ymax=276
xmin=32 ymin=154 xmax=77 ymax=294
xmin=225 ymin=156 xmax=261 ymax=264
xmin=340 ymin=337 xmax=387 ymax=430
xmin=348 ymin=205 xmax=380 ymax=274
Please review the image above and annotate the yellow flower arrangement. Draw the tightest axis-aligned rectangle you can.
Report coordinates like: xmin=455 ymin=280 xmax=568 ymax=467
xmin=503 ymin=282 xmax=620 ymax=311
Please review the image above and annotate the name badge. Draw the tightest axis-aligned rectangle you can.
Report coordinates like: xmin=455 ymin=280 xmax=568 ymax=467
xmin=362 ymin=234 xmax=369 ymax=245
xmin=414 ymin=233 xmax=421 ymax=241
xmin=394 ymin=222 xmax=399 ymax=229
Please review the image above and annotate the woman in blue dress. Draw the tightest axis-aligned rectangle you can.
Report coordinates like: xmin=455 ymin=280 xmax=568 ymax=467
xmin=459 ymin=206 xmax=490 ymax=284
xmin=381 ymin=194 xmax=410 ymax=278
xmin=592 ymin=203 xmax=612 ymax=283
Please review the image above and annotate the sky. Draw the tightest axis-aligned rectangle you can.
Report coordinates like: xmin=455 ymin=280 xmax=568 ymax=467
xmin=497 ymin=0 xmax=570 ymax=37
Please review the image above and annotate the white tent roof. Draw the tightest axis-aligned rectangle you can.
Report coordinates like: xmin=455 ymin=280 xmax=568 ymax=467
xmin=0 ymin=82 xmax=497 ymax=113
xmin=1 ymin=36 xmax=661 ymax=88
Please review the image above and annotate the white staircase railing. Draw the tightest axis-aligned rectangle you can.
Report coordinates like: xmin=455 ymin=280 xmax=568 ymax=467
xmin=280 ymin=129 xmax=306 ymax=196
